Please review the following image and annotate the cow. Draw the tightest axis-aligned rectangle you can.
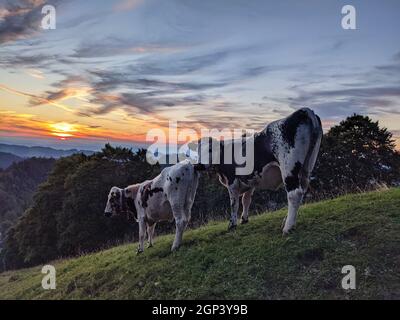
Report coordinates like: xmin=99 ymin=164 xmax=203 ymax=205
xmin=104 ymin=160 xmax=200 ymax=253
xmin=196 ymin=107 xmax=323 ymax=235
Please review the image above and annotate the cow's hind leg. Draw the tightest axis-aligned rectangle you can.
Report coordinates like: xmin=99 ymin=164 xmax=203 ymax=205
xmin=241 ymin=188 xmax=254 ymax=224
xmin=283 ymin=188 xmax=304 ymax=235
xmin=227 ymin=180 xmax=240 ymax=230
xmin=137 ymin=217 xmax=146 ymax=254
xmin=147 ymin=223 xmax=156 ymax=248
xmin=171 ymin=206 xmax=189 ymax=252
xmin=281 ymin=159 xmax=310 ymax=235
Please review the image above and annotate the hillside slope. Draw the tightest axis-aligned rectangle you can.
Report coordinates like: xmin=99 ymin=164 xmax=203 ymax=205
xmin=0 ymin=188 xmax=399 ymax=300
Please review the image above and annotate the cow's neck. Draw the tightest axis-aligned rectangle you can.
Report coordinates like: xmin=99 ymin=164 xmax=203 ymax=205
xmin=121 ymin=187 xmax=138 ymax=221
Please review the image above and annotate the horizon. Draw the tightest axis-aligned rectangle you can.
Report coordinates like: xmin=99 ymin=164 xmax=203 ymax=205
xmin=1 ymin=0 xmax=400 ymax=150
xmin=0 ymin=137 xmax=143 ymax=152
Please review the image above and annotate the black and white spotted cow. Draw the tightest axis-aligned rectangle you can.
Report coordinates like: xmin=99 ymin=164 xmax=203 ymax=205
xmin=197 ymin=107 xmax=323 ymax=235
xmin=104 ymin=160 xmax=200 ymax=253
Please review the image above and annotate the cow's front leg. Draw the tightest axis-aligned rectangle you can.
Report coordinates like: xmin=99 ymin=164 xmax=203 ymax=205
xmin=137 ymin=217 xmax=146 ymax=254
xmin=171 ymin=207 xmax=188 ymax=251
xmin=147 ymin=223 xmax=156 ymax=248
xmin=228 ymin=181 xmax=240 ymax=230
xmin=241 ymin=188 xmax=254 ymax=224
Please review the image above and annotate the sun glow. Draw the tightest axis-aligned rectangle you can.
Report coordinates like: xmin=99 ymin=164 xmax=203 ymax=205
xmin=49 ymin=122 xmax=77 ymax=139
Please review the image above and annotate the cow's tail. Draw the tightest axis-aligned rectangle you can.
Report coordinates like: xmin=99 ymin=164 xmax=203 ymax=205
xmin=184 ymin=163 xmax=200 ymax=210
xmin=300 ymin=108 xmax=323 ymax=188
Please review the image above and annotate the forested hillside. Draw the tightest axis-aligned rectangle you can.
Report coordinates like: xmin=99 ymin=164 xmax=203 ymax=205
xmin=0 ymin=158 xmax=55 ymax=248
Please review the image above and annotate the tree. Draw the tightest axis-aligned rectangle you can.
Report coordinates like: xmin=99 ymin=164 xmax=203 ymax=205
xmin=312 ymin=114 xmax=400 ymax=196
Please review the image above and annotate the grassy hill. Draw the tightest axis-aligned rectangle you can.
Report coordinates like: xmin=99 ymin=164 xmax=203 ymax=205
xmin=0 ymin=188 xmax=399 ymax=300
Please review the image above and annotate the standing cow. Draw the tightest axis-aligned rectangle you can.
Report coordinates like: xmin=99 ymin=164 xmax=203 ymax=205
xmin=197 ymin=107 xmax=323 ymax=235
xmin=104 ymin=160 xmax=200 ymax=253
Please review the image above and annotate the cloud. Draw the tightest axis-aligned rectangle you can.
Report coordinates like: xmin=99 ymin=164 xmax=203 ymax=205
xmin=66 ymin=42 xmax=275 ymax=118
xmin=29 ymin=69 xmax=229 ymax=118
xmin=309 ymin=87 xmax=400 ymax=99
xmin=0 ymin=53 xmax=59 ymax=69
xmin=89 ymin=69 xmax=227 ymax=92
xmin=25 ymin=68 xmax=44 ymax=79
xmin=69 ymin=38 xmax=183 ymax=58
xmin=0 ymin=0 xmax=48 ymax=44
xmin=87 ymin=91 xmax=208 ymax=116
xmin=114 ymin=0 xmax=144 ymax=12
xmin=284 ymin=84 xmax=400 ymax=120
xmin=374 ymin=63 xmax=400 ymax=76
xmin=126 ymin=45 xmax=268 ymax=77
xmin=281 ymin=51 xmax=400 ymax=121
xmin=0 ymin=84 xmax=75 ymax=113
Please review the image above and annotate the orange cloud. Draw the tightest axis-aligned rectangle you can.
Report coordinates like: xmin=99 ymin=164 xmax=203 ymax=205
xmin=0 ymin=111 xmax=145 ymax=143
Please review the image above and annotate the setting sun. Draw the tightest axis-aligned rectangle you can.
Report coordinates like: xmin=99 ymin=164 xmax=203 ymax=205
xmin=49 ymin=122 xmax=77 ymax=139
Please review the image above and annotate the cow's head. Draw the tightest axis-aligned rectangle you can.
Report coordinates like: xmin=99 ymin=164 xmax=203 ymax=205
xmin=104 ymin=186 xmax=124 ymax=218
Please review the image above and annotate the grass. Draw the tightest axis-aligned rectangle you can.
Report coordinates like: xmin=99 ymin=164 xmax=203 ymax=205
xmin=0 ymin=188 xmax=399 ymax=300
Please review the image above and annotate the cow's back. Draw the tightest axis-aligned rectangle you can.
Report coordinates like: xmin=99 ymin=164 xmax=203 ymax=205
xmin=143 ymin=160 xmax=198 ymax=219
xmin=266 ymin=107 xmax=323 ymax=183
xmin=162 ymin=160 xmax=199 ymax=209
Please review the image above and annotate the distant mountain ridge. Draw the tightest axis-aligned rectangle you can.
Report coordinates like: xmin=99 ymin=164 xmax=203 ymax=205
xmin=0 ymin=143 xmax=94 ymax=159
xmin=0 ymin=152 xmax=23 ymax=169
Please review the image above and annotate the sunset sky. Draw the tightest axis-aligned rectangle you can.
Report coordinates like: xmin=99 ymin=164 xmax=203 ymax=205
xmin=1 ymin=0 xmax=399 ymax=151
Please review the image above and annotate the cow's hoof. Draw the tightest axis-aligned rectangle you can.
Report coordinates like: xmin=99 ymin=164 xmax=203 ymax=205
xmin=171 ymin=246 xmax=180 ymax=252
xmin=241 ymin=218 xmax=249 ymax=225
xmin=147 ymin=243 xmax=153 ymax=249
xmin=282 ymin=227 xmax=295 ymax=237
xmin=136 ymin=248 xmax=144 ymax=255
xmin=228 ymin=222 xmax=237 ymax=231
xmin=282 ymin=230 xmax=290 ymax=237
